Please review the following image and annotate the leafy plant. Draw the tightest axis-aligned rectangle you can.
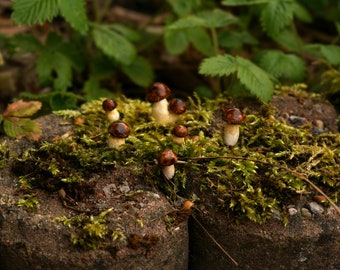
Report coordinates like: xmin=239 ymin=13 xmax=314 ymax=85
xmin=8 ymin=0 xmax=154 ymax=110
xmin=0 ymin=100 xmax=42 ymax=140
xmin=17 ymin=193 xmax=39 ymax=210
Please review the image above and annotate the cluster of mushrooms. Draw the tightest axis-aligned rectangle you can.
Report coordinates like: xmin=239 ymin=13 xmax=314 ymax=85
xmin=102 ymin=82 xmax=246 ymax=181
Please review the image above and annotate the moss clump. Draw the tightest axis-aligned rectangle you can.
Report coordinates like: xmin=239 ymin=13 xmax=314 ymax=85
xmin=11 ymin=90 xmax=340 ymax=225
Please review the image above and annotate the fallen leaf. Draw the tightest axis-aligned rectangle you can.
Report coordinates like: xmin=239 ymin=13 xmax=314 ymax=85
xmin=3 ymin=100 xmax=42 ymax=118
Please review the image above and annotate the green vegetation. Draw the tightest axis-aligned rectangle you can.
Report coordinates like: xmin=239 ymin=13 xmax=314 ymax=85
xmin=13 ymin=87 xmax=339 ymax=226
xmin=0 ymin=0 xmax=338 ymax=108
xmin=17 ymin=194 xmax=39 ymax=210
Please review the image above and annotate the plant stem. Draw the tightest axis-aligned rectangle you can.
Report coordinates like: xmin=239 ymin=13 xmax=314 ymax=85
xmin=188 ymin=155 xmax=340 ymax=216
xmin=209 ymin=27 xmax=222 ymax=93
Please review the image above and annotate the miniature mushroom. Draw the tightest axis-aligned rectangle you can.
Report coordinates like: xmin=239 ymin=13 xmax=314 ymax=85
xmin=107 ymin=121 xmax=130 ymax=149
xmin=222 ymin=108 xmax=246 ymax=146
xmin=146 ymin=82 xmax=171 ymax=124
xmin=157 ymin=149 xmax=178 ymax=180
xmin=102 ymin=98 xmax=120 ymax=122
xmin=172 ymin=125 xmax=188 ymax=144
xmin=168 ymin=98 xmax=187 ymax=123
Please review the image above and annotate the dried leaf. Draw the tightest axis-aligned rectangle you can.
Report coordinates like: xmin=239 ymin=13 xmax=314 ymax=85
xmin=3 ymin=117 xmax=41 ymax=141
xmin=3 ymin=100 xmax=42 ymax=118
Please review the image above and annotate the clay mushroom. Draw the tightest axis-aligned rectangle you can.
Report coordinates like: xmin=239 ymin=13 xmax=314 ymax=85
xmin=172 ymin=125 xmax=188 ymax=144
xmin=222 ymin=108 xmax=246 ymax=146
xmin=102 ymin=98 xmax=119 ymax=122
xmin=147 ymin=82 xmax=171 ymax=124
xmin=107 ymin=121 xmax=130 ymax=149
xmin=157 ymin=149 xmax=178 ymax=180
xmin=168 ymin=98 xmax=187 ymax=123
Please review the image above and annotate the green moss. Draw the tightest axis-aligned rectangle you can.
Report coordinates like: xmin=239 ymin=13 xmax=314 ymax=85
xmin=14 ymin=88 xmax=340 ymax=228
xmin=0 ymin=141 xmax=10 ymax=169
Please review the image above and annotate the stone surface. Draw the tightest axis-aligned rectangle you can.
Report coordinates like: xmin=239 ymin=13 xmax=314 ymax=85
xmin=0 ymin=114 xmax=188 ymax=270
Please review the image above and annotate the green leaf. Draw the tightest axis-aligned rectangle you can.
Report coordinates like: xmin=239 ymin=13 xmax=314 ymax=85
xmin=319 ymin=45 xmax=340 ymax=66
xmin=236 ymin=56 xmax=273 ymax=102
xmin=199 ymin=54 xmax=238 ymax=77
xmin=197 ymin=8 xmax=238 ymax=28
xmin=9 ymin=34 xmax=42 ymax=54
xmin=218 ymin=31 xmax=258 ymax=49
xmin=92 ymin=24 xmax=136 ymax=65
xmin=50 ymin=92 xmax=78 ymax=110
xmin=110 ymin=24 xmax=140 ymax=42
xmin=3 ymin=118 xmax=41 ymax=141
xmin=260 ymin=0 xmax=294 ymax=37
xmin=164 ymin=28 xmax=189 ymax=55
xmin=292 ymin=2 xmax=312 ymax=23
xmin=257 ymin=50 xmax=306 ymax=82
xmin=187 ymin=28 xmax=215 ymax=56
xmin=167 ymin=16 xmax=207 ymax=30
xmin=121 ymin=56 xmax=154 ymax=87
xmin=199 ymin=54 xmax=274 ymax=102
xmin=59 ymin=0 xmax=88 ymax=34
xmin=83 ymin=77 xmax=113 ymax=101
xmin=272 ymin=28 xmax=303 ymax=52
xmin=12 ymin=0 xmax=59 ymax=25
xmin=166 ymin=0 xmax=200 ymax=15
xmin=222 ymin=0 xmax=269 ymax=6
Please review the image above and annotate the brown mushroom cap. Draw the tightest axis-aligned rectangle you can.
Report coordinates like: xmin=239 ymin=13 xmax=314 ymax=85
xmin=102 ymin=98 xmax=118 ymax=112
xmin=172 ymin=125 xmax=188 ymax=138
xmin=222 ymin=108 xmax=246 ymax=124
xmin=168 ymin=98 xmax=187 ymax=114
xmin=147 ymin=82 xmax=171 ymax=103
xmin=108 ymin=121 xmax=131 ymax=138
xmin=157 ymin=149 xmax=178 ymax=166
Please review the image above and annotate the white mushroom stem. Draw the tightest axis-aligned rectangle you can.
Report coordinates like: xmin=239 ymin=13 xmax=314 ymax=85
xmin=224 ymin=124 xmax=240 ymax=146
xmin=108 ymin=136 xmax=126 ymax=149
xmin=106 ymin=109 xmax=120 ymax=122
xmin=168 ymin=112 xmax=180 ymax=123
xmin=172 ymin=136 xmax=185 ymax=144
xmin=152 ymin=99 xmax=170 ymax=124
xmin=162 ymin=164 xmax=175 ymax=180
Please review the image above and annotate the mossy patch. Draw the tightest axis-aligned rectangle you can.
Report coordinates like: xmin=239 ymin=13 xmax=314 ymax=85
xmin=11 ymin=88 xmax=340 ymax=227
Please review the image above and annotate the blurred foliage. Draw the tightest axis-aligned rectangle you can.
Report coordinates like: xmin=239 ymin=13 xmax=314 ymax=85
xmin=0 ymin=0 xmax=337 ymax=110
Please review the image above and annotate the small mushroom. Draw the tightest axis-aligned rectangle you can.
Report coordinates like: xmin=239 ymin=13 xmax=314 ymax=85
xmin=172 ymin=125 xmax=188 ymax=144
xmin=222 ymin=108 xmax=246 ymax=146
xmin=157 ymin=149 xmax=178 ymax=180
xmin=107 ymin=121 xmax=130 ymax=149
xmin=102 ymin=98 xmax=120 ymax=122
xmin=147 ymin=82 xmax=171 ymax=124
xmin=168 ymin=98 xmax=187 ymax=123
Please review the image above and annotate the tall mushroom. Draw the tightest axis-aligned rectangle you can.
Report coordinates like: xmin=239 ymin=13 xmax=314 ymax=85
xmin=102 ymin=98 xmax=120 ymax=122
xmin=222 ymin=108 xmax=246 ymax=146
xmin=147 ymin=82 xmax=171 ymax=124
xmin=107 ymin=121 xmax=130 ymax=149
xmin=168 ymin=98 xmax=187 ymax=123
xmin=157 ymin=149 xmax=178 ymax=180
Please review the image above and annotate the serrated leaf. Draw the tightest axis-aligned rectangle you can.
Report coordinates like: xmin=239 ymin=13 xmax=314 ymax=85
xmin=50 ymin=92 xmax=78 ymax=110
xmin=199 ymin=54 xmax=238 ymax=77
xmin=164 ymin=28 xmax=189 ymax=55
xmin=222 ymin=0 xmax=269 ymax=6
xmin=272 ymin=28 xmax=303 ymax=52
xmin=110 ymin=24 xmax=140 ymax=42
xmin=260 ymin=0 xmax=294 ymax=37
xmin=3 ymin=100 xmax=42 ymax=118
xmin=12 ymin=0 xmax=59 ymax=25
xmin=187 ymin=28 xmax=215 ymax=56
xmin=167 ymin=16 xmax=207 ymax=30
xmin=292 ymin=2 xmax=312 ymax=23
xmin=320 ymin=45 xmax=340 ymax=66
xmin=236 ymin=56 xmax=273 ymax=102
xmin=3 ymin=118 xmax=41 ymax=141
xmin=197 ymin=8 xmax=238 ymax=28
xmin=92 ymin=24 xmax=136 ymax=65
xmin=121 ymin=56 xmax=154 ymax=87
xmin=257 ymin=50 xmax=306 ymax=82
xmin=59 ymin=0 xmax=88 ymax=34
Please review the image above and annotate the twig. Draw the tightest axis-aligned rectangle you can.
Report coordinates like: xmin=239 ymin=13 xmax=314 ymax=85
xmin=188 ymin=155 xmax=340 ymax=216
xmin=191 ymin=214 xmax=238 ymax=266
